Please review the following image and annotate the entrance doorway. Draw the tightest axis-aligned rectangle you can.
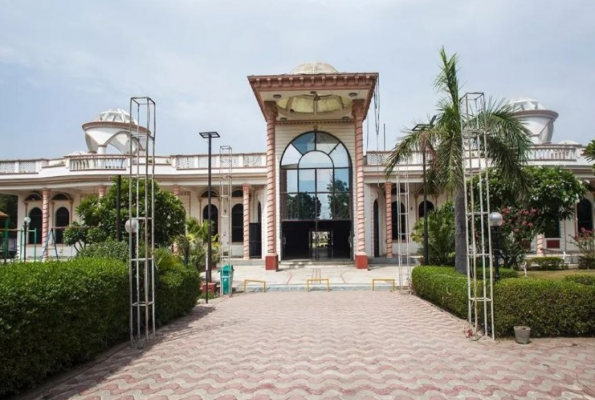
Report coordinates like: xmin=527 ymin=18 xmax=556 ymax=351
xmin=280 ymin=131 xmax=353 ymax=261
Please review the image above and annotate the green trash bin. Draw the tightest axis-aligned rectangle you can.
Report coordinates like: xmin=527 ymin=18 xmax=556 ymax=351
xmin=218 ymin=264 xmax=234 ymax=295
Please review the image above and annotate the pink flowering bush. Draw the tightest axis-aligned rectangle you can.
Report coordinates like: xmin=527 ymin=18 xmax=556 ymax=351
xmin=572 ymin=228 xmax=595 ymax=269
xmin=498 ymin=207 xmax=539 ymax=269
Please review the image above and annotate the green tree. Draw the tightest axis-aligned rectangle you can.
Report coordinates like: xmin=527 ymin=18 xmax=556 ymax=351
xmin=385 ymin=47 xmax=531 ymax=274
xmin=174 ymin=216 xmax=219 ymax=270
xmin=0 ymin=194 xmax=18 ymax=233
xmin=411 ymin=201 xmax=456 ymax=265
xmin=64 ymin=177 xmax=185 ymax=248
xmin=327 ymin=179 xmax=350 ymax=219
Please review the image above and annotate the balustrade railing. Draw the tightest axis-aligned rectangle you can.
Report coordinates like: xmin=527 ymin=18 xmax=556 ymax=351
xmin=174 ymin=153 xmax=266 ymax=169
xmin=67 ymin=155 xmax=127 ymax=171
xmin=0 ymin=160 xmax=44 ymax=174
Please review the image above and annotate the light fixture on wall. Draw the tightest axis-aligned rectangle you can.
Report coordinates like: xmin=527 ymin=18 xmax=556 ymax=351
xmin=273 ymin=94 xmax=282 ymax=99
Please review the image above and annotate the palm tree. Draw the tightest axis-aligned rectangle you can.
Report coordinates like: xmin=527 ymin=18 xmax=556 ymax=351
xmin=175 ymin=216 xmax=219 ymax=270
xmin=386 ymin=47 xmax=532 ymax=273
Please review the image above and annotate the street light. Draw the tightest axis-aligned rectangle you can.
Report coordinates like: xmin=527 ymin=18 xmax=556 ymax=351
xmin=489 ymin=211 xmax=503 ymax=282
xmin=412 ymin=116 xmax=436 ymax=265
xmin=125 ymin=218 xmax=139 ymax=341
xmin=23 ymin=216 xmax=31 ymax=261
xmin=199 ymin=131 xmax=220 ymax=305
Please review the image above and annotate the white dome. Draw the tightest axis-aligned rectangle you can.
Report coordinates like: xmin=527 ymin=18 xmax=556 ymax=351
xmin=97 ymin=108 xmax=137 ymax=124
xmin=290 ymin=62 xmax=338 ymax=75
xmin=509 ymin=97 xmax=547 ymax=112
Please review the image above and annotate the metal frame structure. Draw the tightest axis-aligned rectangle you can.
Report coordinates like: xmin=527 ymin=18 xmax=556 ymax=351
xmin=219 ymin=145 xmax=233 ymax=279
xmin=128 ymin=97 xmax=156 ymax=345
xmin=461 ymin=92 xmax=495 ymax=339
xmin=395 ymin=158 xmax=412 ymax=292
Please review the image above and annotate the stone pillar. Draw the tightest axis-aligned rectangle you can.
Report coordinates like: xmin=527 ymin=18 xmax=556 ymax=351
xmin=536 ymin=234 xmax=545 ymax=255
xmin=385 ymin=182 xmax=392 ymax=258
xmin=243 ymin=184 xmax=250 ymax=260
xmin=353 ymin=100 xmax=368 ymax=269
xmin=264 ymin=101 xmax=278 ymax=270
xmin=173 ymin=185 xmax=180 ymax=197
xmin=42 ymin=189 xmax=50 ymax=258
xmin=98 ymin=185 xmax=106 ymax=198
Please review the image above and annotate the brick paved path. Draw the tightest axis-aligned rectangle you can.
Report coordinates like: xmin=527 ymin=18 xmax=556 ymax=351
xmin=41 ymin=292 xmax=595 ymax=399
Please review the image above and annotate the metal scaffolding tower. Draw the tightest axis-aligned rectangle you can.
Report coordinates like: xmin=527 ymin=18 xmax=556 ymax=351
xmin=219 ymin=145 xmax=233 ymax=270
xmin=462 ymin=92 xmax=495 ymax=340
xmin=395 ymin=159 xmax=412 ymax=292
xmin=128 ymin=97 xmax=156 ymax=346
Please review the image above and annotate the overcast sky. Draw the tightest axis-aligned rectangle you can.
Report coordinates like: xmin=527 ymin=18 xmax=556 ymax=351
xmin=0 ymin=0 xmax=593 ymax=159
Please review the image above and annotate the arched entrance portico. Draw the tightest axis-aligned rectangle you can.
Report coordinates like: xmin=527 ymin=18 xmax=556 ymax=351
xmin=280 ymin=131 xmax=352 ymax=260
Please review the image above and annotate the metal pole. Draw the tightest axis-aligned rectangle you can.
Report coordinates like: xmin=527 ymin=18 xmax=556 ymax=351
xmin=23 ymin=221 xmax=28 ymax=261
xmin=422 ymin=147 xmax=429 ymax=265
xmin=206 ymin=136 xmax=212 ymax=305
xmin=116 ymin=175 xmax=122 ymax=242
xmin=494 ymin=226 xmax=500 ymax=282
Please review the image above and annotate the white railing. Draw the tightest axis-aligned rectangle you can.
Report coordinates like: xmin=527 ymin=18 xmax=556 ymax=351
xmin=366 ymin=144 xmax=582 ymax=166
xmin=0 ymin=160 xmax=45 ymax=174
xmin=67 ymin=155 xmax=127 ymax=171
xmin=174 ymin=153 xmax=266 ymax=169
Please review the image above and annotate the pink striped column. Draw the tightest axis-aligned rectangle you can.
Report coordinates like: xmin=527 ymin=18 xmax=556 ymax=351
xmin=353 ymin=100 xmax=368 ymax=269
xmin=173 ymin=185 xmax=180 ymax=198
xmin=243 ymin=184 xmax=250 ymax=259
xmin=98 ymin=185 xmax=106 ymax=198
xmin=385 ymin=182 xmax=393 ymax=258
xmin=264 ymin=101 xmax=278 ymax=270
xmin=42 ymin=189 xmax=50 ymax=259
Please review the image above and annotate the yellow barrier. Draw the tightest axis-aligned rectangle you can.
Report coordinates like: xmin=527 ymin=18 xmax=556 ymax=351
xmin=372 ymin=278 xmax=396 ymax=292
xmin=306 ymin=278 xmax=330 ymax=292
xmin=243 ymin=279 xmax=267 ymax=293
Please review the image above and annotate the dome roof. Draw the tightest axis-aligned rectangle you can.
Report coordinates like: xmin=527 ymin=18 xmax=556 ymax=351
xmin=290 ymin=62 xmax=338 ymax=75
xmin=509 ymin=97 xmax=547 ymax=112
xmin=96 ymin=108 xmax=137 ymax=124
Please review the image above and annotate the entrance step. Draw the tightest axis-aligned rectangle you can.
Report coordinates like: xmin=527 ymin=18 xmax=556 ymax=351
xmin=279 ymin=260 xmax=354 ymax=269
xmin=236 ymin=283 xmax=403 ymax=293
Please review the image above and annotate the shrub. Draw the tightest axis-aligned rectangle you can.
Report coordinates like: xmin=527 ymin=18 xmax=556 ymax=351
xmin=77 ymin=238 xmax=129 ymax=261
xmin=0 ymin=259 xmax=129 ymax=396
xmin=0 ymin=255 xmax=200 ymax=396
xmin=564 ymin=274 xmax=595 ymax=287
xmin=411 ymin=202 xmax=456 ymax=266
xmin=572 ymin=228 xmax=595 ymax=269
xmin=527 ymin=256 xmax=567 ymax=271
xmin=412 ymin=265 xmax=595 ymax=338
xmin=494 ymin=279 xmax=595 ymax=337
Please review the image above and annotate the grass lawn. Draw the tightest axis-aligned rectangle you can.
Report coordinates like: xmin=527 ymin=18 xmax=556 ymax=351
xmin=526 ymin=269 xmax=595 ymax=280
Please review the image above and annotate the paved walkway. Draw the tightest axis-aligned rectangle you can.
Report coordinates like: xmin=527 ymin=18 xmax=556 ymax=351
xmin=35 ymin=292 xmax=595 ymax=399
xmin=214 ymin=265 xmax=414 ymax=292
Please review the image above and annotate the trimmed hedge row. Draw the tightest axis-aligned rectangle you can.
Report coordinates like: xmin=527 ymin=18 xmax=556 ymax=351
xmin=0 ymin=258 xmax=200 ymax=396
xmin=564 ymin=274 xmax=595 ymax=287
xmin=411 ymin=266 xmax=595 ymax=338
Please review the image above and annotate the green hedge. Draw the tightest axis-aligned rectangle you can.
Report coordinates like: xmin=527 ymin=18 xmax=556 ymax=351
xmin=412 ymin=265 xmax=595 ymax=338
xmin=527 ymin=256 xmax=568 ymax=271
xmin=0 ymin=257 xmax=200 ymax=396
xmin=564 ymin=274 xmax=595 ymax=286
xmin=494 ymin=279 xmax=595 ymax=337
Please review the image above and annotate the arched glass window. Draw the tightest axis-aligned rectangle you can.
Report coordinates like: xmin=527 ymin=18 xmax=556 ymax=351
xmin=391 ymin=201 xmax=407 ymax=240
xmin=577 ymin=198 xmax=593 ymax=232
xmin=25 ymin=193 xmax=42 ymax=202
xmin=201 ymin=190 xmax=218 ymax=198
xmin=52 ymin=193 xmax=70 ymax=201
xmin=28 ymin=207 xmax=42 ymax=244
xmin=280 ymin=131 xmax=351 ymax=221
xmin=232 ymin=189 xmax=243 ymax=198
xmin=418 ymin=201 xmax=435 ymax=219
xmin=55 ymin=207 xmax=70 ymax=244
xmin=202 ymin=205 xmax=218 ymax=237
xmin=232 ymin=204 xmax=243 ymax=242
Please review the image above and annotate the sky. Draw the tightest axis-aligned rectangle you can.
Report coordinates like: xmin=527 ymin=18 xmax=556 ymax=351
xmin=0 ymin=0 xmax=593 ymax=159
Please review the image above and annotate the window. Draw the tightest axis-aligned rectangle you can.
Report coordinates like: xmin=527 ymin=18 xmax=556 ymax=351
xmin=418 ymin=201 xmax=435 ymax=219
xmin=202 ymin=205 xmax=218 ymax=237
xmin=232 ymin=189 xmax=243 ymax=198
xmin=28 ymin=207 xmax=42 ymax=244
xmin=55 ymin=207 xmax=70 ymax=244
xmin=391 ymin=201 xmax=406 ymax=240
xmin=232 ymin=204 xmax=243 ymax=243
xmin=280 ymin=131 xmax=351 ymax=221
xmin=577 ymin=198 xmax=593 ymax=232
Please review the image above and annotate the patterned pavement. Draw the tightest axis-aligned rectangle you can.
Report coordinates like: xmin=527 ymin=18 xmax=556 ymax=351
xmin=37 ymin=292 xmax=595 ymax=400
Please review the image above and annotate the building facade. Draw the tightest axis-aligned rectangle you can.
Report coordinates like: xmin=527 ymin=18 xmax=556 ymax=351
xmin=1 ymin=63 xmax=593 ymax=268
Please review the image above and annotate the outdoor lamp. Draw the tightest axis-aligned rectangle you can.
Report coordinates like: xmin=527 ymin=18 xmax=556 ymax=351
xmin=489 ymin=211 xmax=503 ymax=282
xmin=124 ymin=218 xmax=139 ymax=233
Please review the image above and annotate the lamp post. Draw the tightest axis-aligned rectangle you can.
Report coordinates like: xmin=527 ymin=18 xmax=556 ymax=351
xmin=489 ymin=211 xmax=503 ymax=282
xmin=125 ymin=218 xmax=139 ymax=341
xmin=412 ymin=116 xmax=435 ymax=265
xmin=23 ymin=216 xmax=31 ymax=261
xmin=199 ymin=131 xmax=220 ymax=305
